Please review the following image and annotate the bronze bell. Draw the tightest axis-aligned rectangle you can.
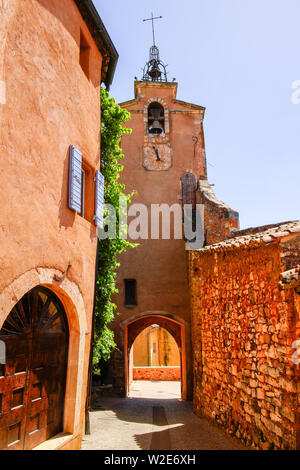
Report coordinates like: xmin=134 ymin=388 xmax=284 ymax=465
xmin=149 ymin=63 xmax=162 ymax=81
xmin=148 ymin=119 xmax=163 ymax=134
xmin=148 ymin=103 xmax=164 ymax=135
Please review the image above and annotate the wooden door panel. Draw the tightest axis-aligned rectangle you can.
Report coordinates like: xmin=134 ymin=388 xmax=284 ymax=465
xmin=0 ymin=345 xmax=29 ymax=450
xmin=1 ymin=420 xmax=27 ymax=450
xmin=25 ymin=422 xmax=47 ymax=450
xmin=24 ymin=399 xmax=48 ymax=450
xmin=0 ymin=381 xmax=27 ymax=450
xmin=0 ymin=405 xmax=26 ymax=428
xmin=0 ymin=286 xmax=69 ymax=450
xmin=4 ymin=372 xmax=27 ymax=394
xmin=28 ymin=396 xmax=48 ymax=415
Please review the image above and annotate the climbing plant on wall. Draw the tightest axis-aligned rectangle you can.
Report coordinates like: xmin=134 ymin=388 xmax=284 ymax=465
xmin=93 ymin=88 xmax=135 ymax=375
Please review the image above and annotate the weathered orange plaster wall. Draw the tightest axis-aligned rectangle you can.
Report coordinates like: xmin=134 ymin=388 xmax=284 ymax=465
xmin=0 ymin=0 xmax=103 ymax=449
xmin=190 ymin=241 xmax=300 ymax=449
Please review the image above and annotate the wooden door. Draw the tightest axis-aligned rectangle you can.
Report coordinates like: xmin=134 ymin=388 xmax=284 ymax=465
xmin=0 ymin=287 xmax=69 ymax=450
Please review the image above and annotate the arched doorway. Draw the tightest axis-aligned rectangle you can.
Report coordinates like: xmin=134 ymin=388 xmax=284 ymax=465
xmin=0 ymin=286 xmax=69 ymax=450
xmin=133 ymin=325 xmax=180 ymax=368
xmin=124 ymin=314 xmax=187 ymax=400
xmin=131 ymin=325 xmax=181 ymax=397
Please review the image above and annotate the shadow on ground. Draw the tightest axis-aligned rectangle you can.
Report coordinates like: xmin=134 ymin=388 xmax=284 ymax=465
xmin=90 ymin=394 xmax=242 ymax=450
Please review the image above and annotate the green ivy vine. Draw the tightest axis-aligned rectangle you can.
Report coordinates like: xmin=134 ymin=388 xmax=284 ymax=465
xmin=93 ymin=88 xmax=136 ymax=375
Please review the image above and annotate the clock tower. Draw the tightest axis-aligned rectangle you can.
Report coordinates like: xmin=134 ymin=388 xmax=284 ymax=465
xmin=108 ymin=25 xmax=239 ymax=400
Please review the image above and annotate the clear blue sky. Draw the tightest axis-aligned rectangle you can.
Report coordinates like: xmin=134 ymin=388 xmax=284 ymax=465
xmin=94 ymin=0 xmax=299 ymax=229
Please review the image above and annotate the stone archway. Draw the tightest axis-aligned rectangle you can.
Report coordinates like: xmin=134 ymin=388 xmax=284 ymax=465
xmin=144 ymin=97 xmax=170 ymax=135
xmin=123 ymin=313 xmax=187 ymax=400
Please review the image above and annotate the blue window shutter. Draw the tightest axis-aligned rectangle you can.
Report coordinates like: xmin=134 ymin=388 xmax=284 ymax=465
xmin=69 ymin=145 xmax=82 ymax=213
xmin=94 ymin=170 xmax=104 ymax=227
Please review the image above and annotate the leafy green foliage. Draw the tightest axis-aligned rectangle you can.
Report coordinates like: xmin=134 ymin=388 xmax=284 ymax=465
xmin=93 ymin=88 xmax=135 ymax=375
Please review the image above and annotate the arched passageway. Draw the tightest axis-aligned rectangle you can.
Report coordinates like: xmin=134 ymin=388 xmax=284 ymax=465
xmin=132 ymin=325 xmax=180 ymax=368
xmin=124 ymin=314 xmax=187 ymax=400
xmin=0 ymin=286 xmax=69 ymax=450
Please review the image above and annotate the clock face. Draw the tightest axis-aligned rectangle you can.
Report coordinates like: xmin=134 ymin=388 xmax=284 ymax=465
xmin=143 ymin=144 xmax=173 ymax=171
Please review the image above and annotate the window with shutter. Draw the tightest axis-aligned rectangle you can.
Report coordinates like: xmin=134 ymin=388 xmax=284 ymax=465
xmin=94 ymin=170 xmax=104 ymax=228
xmin=69 ymin=146 xmax=100 ymax=225
xmin=68 ymin=145 xmax=82 ymax=214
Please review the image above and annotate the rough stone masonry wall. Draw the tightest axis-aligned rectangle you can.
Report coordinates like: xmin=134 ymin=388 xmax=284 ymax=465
xmin=190 ymin=241 xmax=299 ymax=450
xmin=197 ymin=180 xmax=239 ymax=245
xmin=133 ymin=367 xmax=181 ymax=381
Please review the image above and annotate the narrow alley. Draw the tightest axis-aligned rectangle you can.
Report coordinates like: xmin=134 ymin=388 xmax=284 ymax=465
xmin=82 ymin=382 xmax=242 ymax=451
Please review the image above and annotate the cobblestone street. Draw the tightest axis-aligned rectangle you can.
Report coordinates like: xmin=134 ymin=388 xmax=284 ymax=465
xmin=82 ymin=381 xmax=242 ymax=450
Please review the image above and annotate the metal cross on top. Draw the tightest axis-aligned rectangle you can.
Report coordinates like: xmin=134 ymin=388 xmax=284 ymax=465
xmin=143 ymin=12 xmax=162 ymax=46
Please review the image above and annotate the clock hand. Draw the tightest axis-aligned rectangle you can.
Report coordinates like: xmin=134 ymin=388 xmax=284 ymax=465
xmin=152 ymin=146 xmax=161 ymax=161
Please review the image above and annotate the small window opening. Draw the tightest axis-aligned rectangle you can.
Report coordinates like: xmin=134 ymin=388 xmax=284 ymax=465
xmin=148 ymin=102 xmax=165 ymax=135
xmin=79 ymin=162 xmax=94 ymax=224
xmin=125 ymin=279 xmax=137 ymax=307
xmin=80 ymin=30 xmax=90 ymax=79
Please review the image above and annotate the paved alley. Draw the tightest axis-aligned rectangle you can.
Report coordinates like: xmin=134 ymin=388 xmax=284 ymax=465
xmin=81 ymin=381 xmax=242 ymax=451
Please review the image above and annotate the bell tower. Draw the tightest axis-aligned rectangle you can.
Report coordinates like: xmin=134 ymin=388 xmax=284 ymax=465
xmin=108 ymin=15 xmax=239 ymax=399
xmin=141 ymin=12 xmax=168 ymax=83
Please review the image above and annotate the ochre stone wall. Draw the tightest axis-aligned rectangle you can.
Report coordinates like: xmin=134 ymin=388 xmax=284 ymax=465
xmin=197 ymin=181 xmax=239 ymax=245
xmin=133 ymin=367 xmax=181 ymax=381
xmin=189 ymin=238 xmax=300 ymax=450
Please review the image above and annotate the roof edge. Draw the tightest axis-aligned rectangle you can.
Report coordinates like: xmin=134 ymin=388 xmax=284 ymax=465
xmin=119 ymin=98 xmax=138 ymax=108
xmin=173 ymin=98 xmax=206 ymax=111
xmin=193 ymin=220 xmax=300 ymax=254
